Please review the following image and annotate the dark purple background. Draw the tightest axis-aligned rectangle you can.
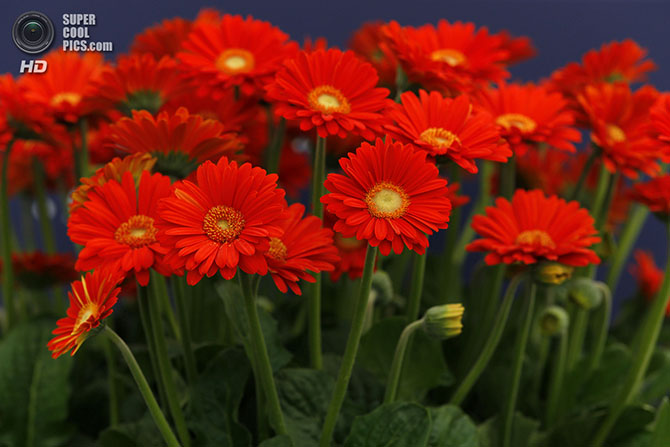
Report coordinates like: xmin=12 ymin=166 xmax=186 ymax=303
xmin=2 ymin=0 xmax=670 ymax=304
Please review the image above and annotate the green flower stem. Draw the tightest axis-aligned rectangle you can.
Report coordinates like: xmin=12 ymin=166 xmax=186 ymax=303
xmin=438 ymin=163 xmax=462 ymax=301
xmin=1 ymin=139 xmax=16 ymax=331
xmin=589 ymin=164 xmax=611 ymax=232
xmin=308 ymin=136 xmax=327 ymax=370
xmin=606 ymin=205 xmax=648 ymax=294
xmin=502 ymin=281 xmax=537 ymax=447
xmin=136 ymin=284 xmax=168 ymax=409
xmin=173 ymin=276 xmax=197 ymax=384
xmin=532 ymin=335 xmax=550 ymax=404
xmin=590 ymin=221 xmax=670 ymax=447
xmin=406 ymin=252 xmax=427 ymax=322
xmin=545 ymin=327 xmax=569 ymax=427
xmin=102 ymin=332 xmax=120 ymax=426
xmin=153 ymin=273 xmax=181 ymax=342
xmin=500 ymin=156 xmax=516 ymax=199
xmin=383 ymin=318 xmax=424 ymax=404
xmin=450 ymin=273 xmax=525 ymax=406
xmin=320 ymin=245 xmax=378 ymax=447
xmin=147 ymin=274 xmax=191 ymax=447
xmin=31 ymin=158 xmax=56 ymax=253
xmin=103 ymin=326 xmax=181 ymax=447
xmin=565 ymin=307 xmax=588 ymax=373
xmin=589 ymin=282 xmax=612 ymax=372
xmin=239 ymin=272 xmax=288 ymax=436
xmin=569 ymin=148 xmax=598 ymax=202
xmin=19 ymin=196 xmax=35 ymax=251
xmin=265 ymin=115 xmax=285 ymax=175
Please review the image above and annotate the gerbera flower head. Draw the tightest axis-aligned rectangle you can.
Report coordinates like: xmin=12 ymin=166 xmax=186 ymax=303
xmin=578 ymin=83 xmax=666 ymax=178
xmin=385 ymin=90 xmax=511 ymax=173
xmin=19 ymin=50 xmax=106 ymax=123
xmin=630 ymin=174 xmax=670 ymax=218
xmin=68 ymin=170 xmax=173 ymax=286
xmin=323 ymin=210 xmax=369 ymax=281
xmin=266 ymin=49 xmax=391 ymax=140
xmin=265 ymin=203 xmax=339 ymax=295
xmin=650 ymin=93 xmax=670 ymax=146
xmin=105 ymin=107 xmax=242 ymax=178
xmin=130 ymin=9 xmax=221 ymax=58
xmin=630 ymin=250 xmax=665 ymax=305
xmin=383 ymin=20 xmax=511 ymax=94
xmin=348 ymin=22 xmax=398 ymax=86
xmin=322 ymin=138 xmax=451 ymax=256
xmin=178 ymin=14 xmax=298 ymax=97
xmin=550 ymin=40 xmax=656 ymax=101
xmin=3 ymin=138 xmax=74 ymax=196
xmin=497 ymin=31 xmax=536 ymax=65
xmin=0 ymin=252 xmax=78 ymax=290
xmin=156 ymin=157 xmax=288 ymax=285
xmin=467 ymin=189 xmax=601 ymax=266
xmin=475 ymin=82 xmax=581 ymax=156
xmin=70 ymin=152 xmax=157 ymax=212
xmin=47 ymin=267 xmax=124 ymax=358
xmin=88 ymin=53 xmax=185 ymax=117
xmin=446 ymin=182 xmax=470 ymax=209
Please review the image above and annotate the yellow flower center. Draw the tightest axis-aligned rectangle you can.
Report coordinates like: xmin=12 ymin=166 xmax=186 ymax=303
xmin=515 ymin=229 xmax=556 ymax=249
xmin=308 ymin=85 xmax=351 ymax=114
xmin=268 ymin=237 xmax=288 ymax=262
xmin=431 ymin=49 xmax=466 ymax=67
xmin=71 ymin=277 xmax=98 ymax=335
xmin=114 ymin=215 xmax=158 ymax=248
xmin=365 ymin=182 xmax=410 ymax=219
xmin=606 ymin=124 xmax=626 ymax=143
xmin=203 ymin=205 xmax=245 ymax=243
xmin=420 ymin=127 xmax=461 ymax=149
xmin=50 ymin=91 xmax=82 ymax=107
xmin=496 ymin=113 xmax=538 ymax=133
xmin=215 ymin=48 xmax=255 ymax=74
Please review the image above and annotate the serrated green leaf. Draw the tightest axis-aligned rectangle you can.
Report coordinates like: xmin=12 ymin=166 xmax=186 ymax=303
xmin=0 ymin=321 xmax=73 ymax=447
xmin=344 ymin=402 xmax=431 ymax=447
xmin=428 ymin=405 xmax=478 ymax=447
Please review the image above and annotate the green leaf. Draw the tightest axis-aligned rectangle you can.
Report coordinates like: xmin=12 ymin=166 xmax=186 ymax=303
xmin=216 ymin=280 xmax=291 ymax=371
xmin=651 ymin=398 xmax=670 ymax=447
xmin=344 ymin=402 xmax=431 ymax=447
xmin=275 ymin=368 xmax=334 ymax=447
xmin=478 ymin=413 xmax=539 ymax=447
xmin=0 ymin=321 xmax=73 ymax=447
xmin=98 ymin=415 xmax=163 ymax=447
xmin=358 ymin=317 xmax=453 ymax=401
xmin=258 ymin=435 xmax=294 ymax=447
xmin=428 ymin=405 xmax=478 ymax=447
xmin=578 ymin=343 xmax=632 ymax=409
xmin=187 ymin=347 xmax=252 ymax=447
xmin=639 ymin=348 xmax=670 ymax=403
xmin=610 ymin=405 xmax=656 ymax=443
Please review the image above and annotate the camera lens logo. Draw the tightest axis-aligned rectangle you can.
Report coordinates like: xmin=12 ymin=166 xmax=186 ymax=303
xmin=12 ymin=11 xmax=55 ymax=54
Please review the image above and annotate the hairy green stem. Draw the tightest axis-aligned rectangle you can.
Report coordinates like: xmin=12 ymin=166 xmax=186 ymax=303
xmin=104 ymin=326 xmax=181 ymax=447
xmin=569 ymin=148 xmax=598 ymax=202
xmin=589 ymin=282 xmax=612 ymax=372
xmin=102 ymin=333 xmax=120 ymax=426
xmin=500 ymin=157 xmax=516 ymax=199
xmin=606 ymin=205 xmax=648 ymax=294
xmin=173 ymin=276 xmax=197 ymax=384
xmin=406 ymin=252 xmax=427 ymax=322
xmin=384 ymin=319 xmax=424 ymax=404
xmin=545 ymin=328 xmax=569 ymax=427
xmin=320 ymin=245 xmax=378 ymax=447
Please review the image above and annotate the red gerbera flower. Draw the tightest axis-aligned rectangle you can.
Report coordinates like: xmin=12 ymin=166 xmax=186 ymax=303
xmin=177 ymin=14 xmax=298 ymax=97
xmin=19 ymin=50 xmax=106 ymax=123
xmin=650 ymin=93 xmax=670 ymax=145
xmin=385 ymin=90 xmax=511 ymax=173
xmin=497 ymin=31 xmax=536 ymax=65
xmin=156 ymin=157 xmax=287 ymax=285
xmin=630 ymin=174 xmax=670 ymax=216
xmin=266 ymin=49 xmax=391 ymax=140
xmin=88 ymin=53 xmax=185 ymax=116
xmin=630 ymin=250 xmax=665 ymax=308
xmin=48 ymin=267 xmax=124 ymax=358
xmin=130 ymin=9 xmax=221 ymax=58
xmin=105 ymin=107 xmax=242 ymax=178
xmin=0 ymin=252 xmax=78 ymax=290
xmin=322 ymin=138 xmax=451 ymax=256
xmin=475 ymin=82 xmax=581 ymax=156
xmin=467 ymin=189 xmax=601 ymax=266
xmin=70 ymin=153 xmax=157 ymax=212
xmin=578 ymin=83 xmax=666 ymax=178
xmin=68 ymin=170 xmax=173 ymax=286
xmin=265 ymin=203 xmax=339 ymax=294
xmin=348 ymin=22 xmax=398 ymax=86
xmin=323 ymin=210 xmax=369 ymax=281
xmin=550 ymin=40 xmax=656 ymax=101
xmin=383 ymin=20 xmax=512 ymax=94
xmin=446 ymin=182 xmax=470 ymax=209
xmin=3 ymin=138 xmax=74 ymax=196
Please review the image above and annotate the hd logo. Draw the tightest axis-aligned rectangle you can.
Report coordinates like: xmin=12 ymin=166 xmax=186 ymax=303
xmin=19 ymin=59 xmax=47 ymax=73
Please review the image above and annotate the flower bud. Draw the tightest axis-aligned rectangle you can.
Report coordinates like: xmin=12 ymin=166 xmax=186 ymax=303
xmin=534 ymin=262 xmax=574 ymax=285
xmin=538 ymin=306 xmax=569 ymax=336
xmin=371 ymin=270 xmax=394 ymax=306
xmin=567 ymin=277 xmax=603 ymax=310
xmin=422 ymin=303 xmax=464 ymax=340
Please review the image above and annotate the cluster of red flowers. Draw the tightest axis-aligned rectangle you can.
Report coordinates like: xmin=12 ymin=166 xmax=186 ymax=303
xmin=0 ymin=11 xmax=665 ymax=355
